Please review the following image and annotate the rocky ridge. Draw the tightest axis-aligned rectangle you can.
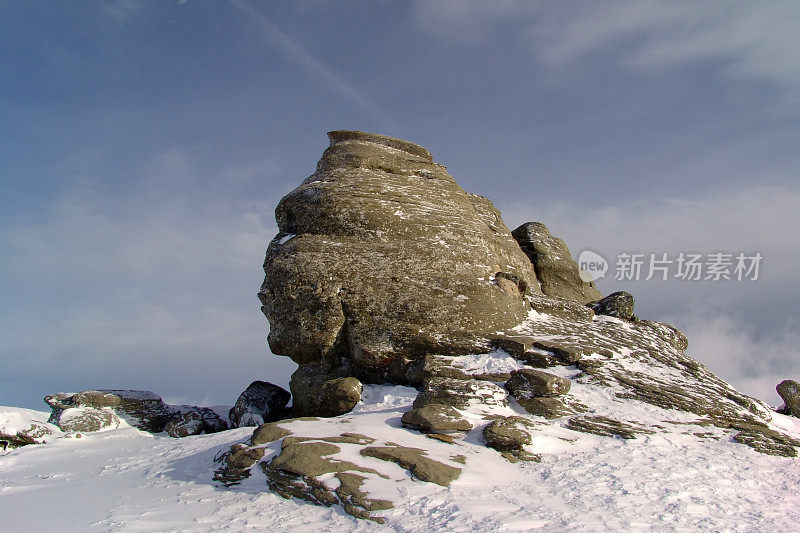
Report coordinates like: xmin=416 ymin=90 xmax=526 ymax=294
xmin=209 ymin=131 xmax=800 ymax=522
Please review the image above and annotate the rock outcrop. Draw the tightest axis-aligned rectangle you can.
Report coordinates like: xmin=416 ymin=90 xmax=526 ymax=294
xmin=512 ymin=222 xmax=601 ymax=303
xmin=209 ymin=131 xmax=800 ymax=522
xmin=45 ymin=390 xmax=227 ymax=437
xmin=259 ymin=130 xmax=539 ymax=410
xmin=0 ymin=410 xmax=61 ymax=450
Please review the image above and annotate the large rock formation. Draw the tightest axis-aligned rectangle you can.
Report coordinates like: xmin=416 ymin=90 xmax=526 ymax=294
xmin=259 ymin=130 xmax=539 ymax=401
xmin=209 ymin=130 xmax=800 ymax=523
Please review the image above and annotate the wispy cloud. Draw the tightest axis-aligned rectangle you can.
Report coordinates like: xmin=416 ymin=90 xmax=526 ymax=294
xmin=415 ymin=0 xmax=800 ymax=104
xmin=231 ymin=0 xmax=398 ymax=130
xmin=0 ymin=146 xmax=295 ymax=408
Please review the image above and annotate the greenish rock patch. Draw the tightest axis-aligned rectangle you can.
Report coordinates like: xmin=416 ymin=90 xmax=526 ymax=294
xmin=360 ymin=445 xmax=462 ymax=486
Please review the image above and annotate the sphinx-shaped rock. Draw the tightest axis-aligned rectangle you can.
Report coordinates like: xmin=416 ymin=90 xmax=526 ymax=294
xmin=512 ymin=222 xmax=601 ymax=304
xmin=259 ymin=131 xmax=539 ymax=397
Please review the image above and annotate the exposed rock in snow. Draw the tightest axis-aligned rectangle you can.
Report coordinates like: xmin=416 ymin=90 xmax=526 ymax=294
xmin=506 ymin=368 xmax=572 ymax=398
xmin=166 ymin=406 xmax=228 ymax=438
xmin=44 ymin=390 xmax=227 ymax=437
xmin=46 ymin=390 xmax=174 ymax=432
xmin=57 ymin=407 xmax=121 ymax=433
xmin=0 ymin=407 xmax=61 ymax=450
xmin=229 ymin=381 xmax=291 ymax=428
xmin=400 ymin=403 xmax=473 ymax=433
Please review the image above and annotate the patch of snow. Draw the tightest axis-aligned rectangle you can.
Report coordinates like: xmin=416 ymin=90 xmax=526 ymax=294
xmin=449 ymin=350 xmax=527 ymax=375
xmin=277 ymin=233 xmax=296 ymax=245
xmin=0 ymin=393 xmax=798 ymax=531
xmin=0 ymin=407 xmax=57 ymax=438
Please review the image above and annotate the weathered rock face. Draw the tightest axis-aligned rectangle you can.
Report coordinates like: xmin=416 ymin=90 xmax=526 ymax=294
xmin=259 ymin=131 xmax=538 ymax=388
xmin=512 ymin=222 xmax=601 ymax=304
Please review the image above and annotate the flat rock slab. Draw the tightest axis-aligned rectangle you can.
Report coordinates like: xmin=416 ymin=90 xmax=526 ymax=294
xmin=413 ymin=377 xmax=508 ymax=410
xmin=270 ymin=441 xmax=382 ymax=478
xmin=566 ymin=415 xmax=654 ymax=440
xmin=401 ymin=404 xmax=472 ymax=433
xmin=360 ymin=445 xmax=462 ymax=486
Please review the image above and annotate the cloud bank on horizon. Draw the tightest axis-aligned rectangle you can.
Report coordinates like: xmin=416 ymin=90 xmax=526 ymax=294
xmin=0 ymin=1 xmax=797 ymax=408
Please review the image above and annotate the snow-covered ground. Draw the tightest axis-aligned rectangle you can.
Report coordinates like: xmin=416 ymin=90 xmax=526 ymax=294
xmin=2 ymin=385 xmax=799 ymax=532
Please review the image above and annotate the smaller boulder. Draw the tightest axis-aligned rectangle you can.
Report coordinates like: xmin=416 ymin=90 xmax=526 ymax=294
xmin=229 ymin=381 xmax=291 ymax=428
xmin=777 ymin=380 xmax=800 ymax=417
xmin=587 ymin=291 xmax=635 ymax=320
xmin=165 ymin=411 xmax=204 ymax=438
xmin=401 ymin=404 xmax=472 ymax=433
xmin=164 ymin=407 xmax=226 ymax=438
xmin=483 ymin=416 xmax=532 ymax=450
xmin=506 ymin=369 xmax=571 ymax=399
xmin=290 ymin=366 xmax=363 ymax=417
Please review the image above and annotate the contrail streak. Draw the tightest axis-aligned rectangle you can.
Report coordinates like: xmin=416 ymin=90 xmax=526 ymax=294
xmin=231 ymin=0 xmax=397 ymax=130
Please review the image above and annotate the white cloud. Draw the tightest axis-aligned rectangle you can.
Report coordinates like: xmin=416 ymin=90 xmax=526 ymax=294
xmin=500 ymin=185 xmax=800 ymax=286
xmin=415 ymin=0 xmax=800 ymax=101
xmin=498 ymin=184 xmax=800 ymax=403
xmin=672 ymin=306 xmax=800 ymax=405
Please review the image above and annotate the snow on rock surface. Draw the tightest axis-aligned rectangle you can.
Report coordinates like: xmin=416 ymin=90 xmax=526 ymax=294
xmin=0 ymin=407 xmax=62 ymax=449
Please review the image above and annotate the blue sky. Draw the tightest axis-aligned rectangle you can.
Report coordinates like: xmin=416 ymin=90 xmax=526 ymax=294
xmin=1 ymin=0 xmax=798 ymax=409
